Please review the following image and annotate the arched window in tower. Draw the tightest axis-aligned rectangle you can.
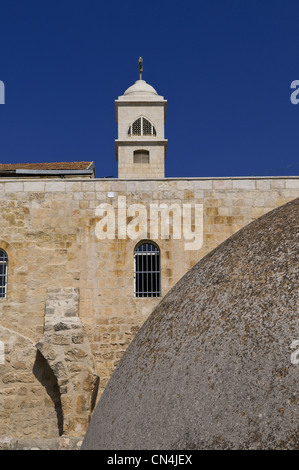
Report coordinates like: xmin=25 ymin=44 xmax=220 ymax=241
xmin=0 ymin=249 xmax=8 ymax=299
xmin=132 ymin=117 xmax=141 ymax=135
xmin=128 ymin=117 xmax=156 ymax=136
xmin=134 ymin=150 xmax=150 ymax=164
xmin=143 ymin=117 xmax=156 ymax=136
xmin=134 ymin=242 xmax=161 ymax=298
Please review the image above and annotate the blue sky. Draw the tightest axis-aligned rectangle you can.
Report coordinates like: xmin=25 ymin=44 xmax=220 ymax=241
xmin=0 ymin=0 xmax=299 ymax=178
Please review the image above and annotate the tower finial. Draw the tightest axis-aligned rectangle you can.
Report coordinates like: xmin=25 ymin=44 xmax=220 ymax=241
xmin=138 ymin=57 xmax=143 ymax=80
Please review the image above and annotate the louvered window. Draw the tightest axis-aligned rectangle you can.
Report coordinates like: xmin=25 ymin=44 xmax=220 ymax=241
xmin=134 ymin=150 xmax=150 ymax=164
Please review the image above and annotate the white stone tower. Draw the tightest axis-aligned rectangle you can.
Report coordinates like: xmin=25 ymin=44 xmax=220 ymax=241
xmin=115 ymin=58 xmax=167 ymax=178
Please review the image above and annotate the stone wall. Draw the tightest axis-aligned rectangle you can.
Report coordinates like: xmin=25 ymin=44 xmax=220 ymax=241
xmin=118 ymin=144 xmax=165 ymax=178
xmin=0 ymin=176 xmax=298 ymax=440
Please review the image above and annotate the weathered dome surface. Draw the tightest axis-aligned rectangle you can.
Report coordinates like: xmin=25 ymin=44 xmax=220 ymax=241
xmin=82 ymin=198 xmax=299 ymax=450
xmin=123 ymin=79 xmax=158 ymax=96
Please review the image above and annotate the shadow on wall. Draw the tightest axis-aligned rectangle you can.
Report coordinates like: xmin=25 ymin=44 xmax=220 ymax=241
xmin=33 ymin=351 xmax=63 ymax=436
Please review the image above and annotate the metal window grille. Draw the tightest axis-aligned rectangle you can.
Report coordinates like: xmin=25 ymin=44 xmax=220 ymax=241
xmin=134 ymin=242 xmax=161 ymax=297
xmin=0 ymin=250 xmax=8 ymax=299
xmin=143 ymin=118 xmax=152 ymax=135
xmin=132 ymin=118 xmax=142 ymax=135
xmin=134 ymin=150 xmax=150 ymax=164
xmin=128 ymin=117 xmax=156 ymax=136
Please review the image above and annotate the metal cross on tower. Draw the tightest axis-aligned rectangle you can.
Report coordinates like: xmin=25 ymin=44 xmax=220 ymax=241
xmin=138 ymin=57 xmax=143 ymax=80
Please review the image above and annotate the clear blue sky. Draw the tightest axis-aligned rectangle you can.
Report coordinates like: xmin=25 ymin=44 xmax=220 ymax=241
xmin=0 ymin=0 xmax=299 ymax=178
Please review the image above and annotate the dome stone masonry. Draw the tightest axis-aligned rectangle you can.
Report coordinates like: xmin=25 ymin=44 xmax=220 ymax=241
xmin=81 ymin=198 xmax=299 ymax=450
xmin=117 ymin=79 xmax=166 ymax=103
xmin=123 ymin=79 xmax=158 ymax=96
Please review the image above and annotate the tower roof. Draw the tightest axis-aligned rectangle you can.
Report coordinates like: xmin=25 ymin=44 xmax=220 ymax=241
xmin=117 ymin=79 xmax=165 ymax=103
xmin=123 ymin=79 xmax=158 ymax=97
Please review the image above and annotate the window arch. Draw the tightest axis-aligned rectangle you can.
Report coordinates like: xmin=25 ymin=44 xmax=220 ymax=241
xmin=128 ymin=117 xmax=156 ymax=137
xmin=134 ymin=242 xmax=161 ymax=297
xmin=0 ymin=249 xmax=8 ymax=299
xmin=134 ymin=149 xmax=150 ymax=164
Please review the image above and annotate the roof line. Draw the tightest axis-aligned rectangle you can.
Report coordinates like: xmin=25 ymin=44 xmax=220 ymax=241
xmin=14 ymin=168 xmax=94 ymax=175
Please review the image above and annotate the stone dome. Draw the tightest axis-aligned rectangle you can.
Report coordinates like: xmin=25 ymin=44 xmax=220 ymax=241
xmin=123 ymin=80 xmax=158 ymax=97
xmin=81 ymin=198 xmax=299 ymax=450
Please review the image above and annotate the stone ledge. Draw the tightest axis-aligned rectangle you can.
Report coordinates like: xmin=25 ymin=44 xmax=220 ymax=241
xmin=0 ymin=437 xmax=83 ymax=450
xmin=0 ymin=175 xmax=299 ymax=183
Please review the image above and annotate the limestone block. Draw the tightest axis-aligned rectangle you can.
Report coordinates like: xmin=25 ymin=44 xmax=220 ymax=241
xmin=212 ymin=179 xmax=233 ymax=189
xmin=66 ymin=182 xmax=82 ymax=192
xmin=256 ymin=180 xmax=271 ymax=190
xmin=271 ymin=179 xmax=285 ymax=189
xmin=24 ymin=181 xmax=45 ymax=192
xmin=4 ymin=182 xmax=23 ymax=192
xmin=45 ymin=182 xmax=66 ymax=192
xmin=285 ymin=179 xmax=299 ymax=189
xmin=232 ymin=179 xmax=256 ymax=190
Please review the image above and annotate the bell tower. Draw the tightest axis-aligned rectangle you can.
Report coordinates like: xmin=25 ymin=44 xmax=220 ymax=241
xmin=115 ymin=58 xmax=167 ymax=178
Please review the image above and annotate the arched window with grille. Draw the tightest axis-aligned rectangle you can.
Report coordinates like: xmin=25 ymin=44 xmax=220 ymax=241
xmin=0 ymin=249 xmax=8 ymax=299
xmin=134 ymin=242 xmax=161 ymax=297
xmin=128 ymin=117 xmax=156 ymax=137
